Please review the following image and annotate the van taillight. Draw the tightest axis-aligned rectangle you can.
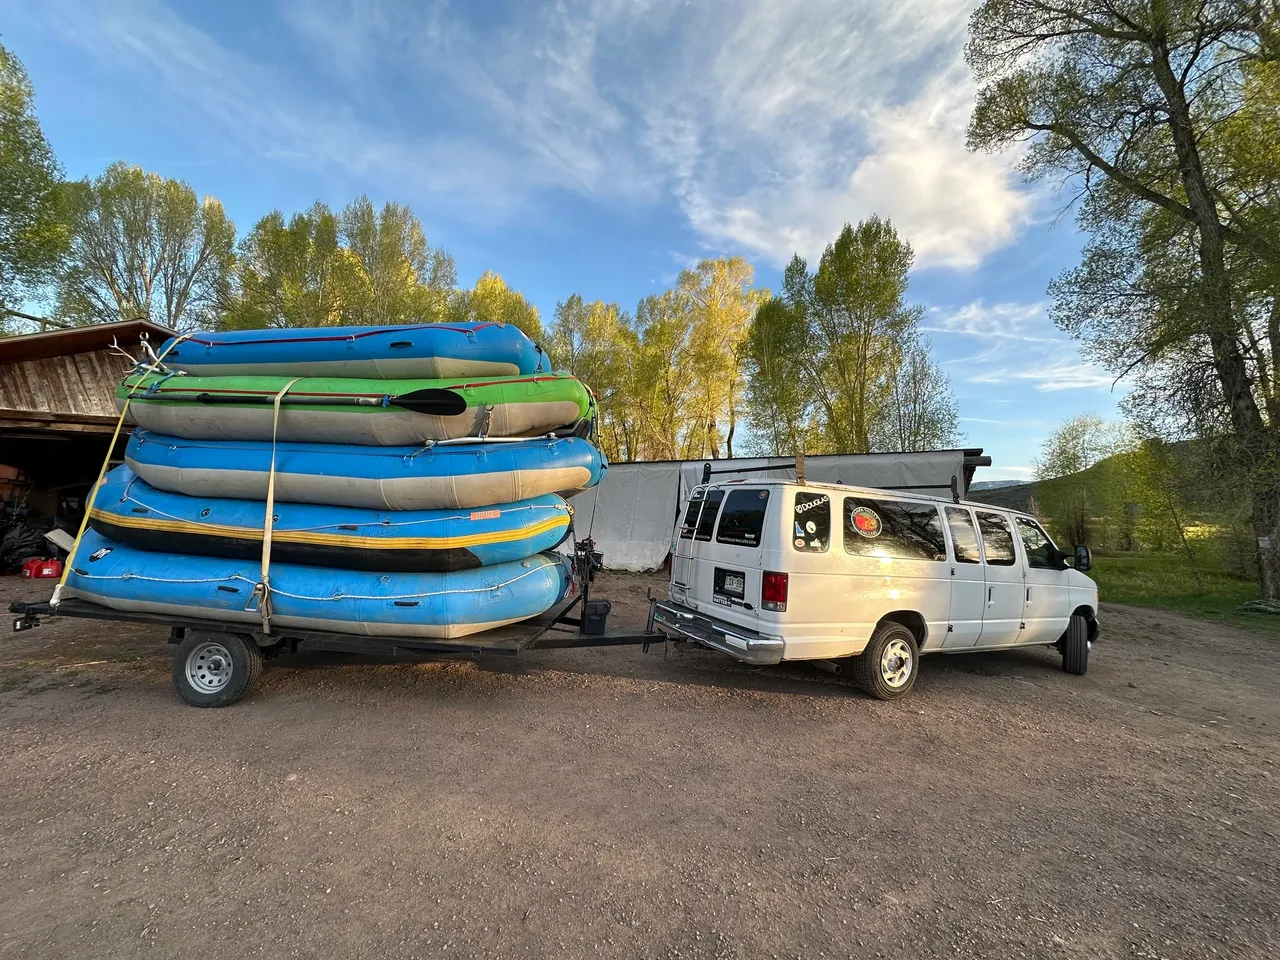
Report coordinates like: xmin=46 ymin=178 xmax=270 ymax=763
xmin=761 ymin=571 xmax=788 ymax=612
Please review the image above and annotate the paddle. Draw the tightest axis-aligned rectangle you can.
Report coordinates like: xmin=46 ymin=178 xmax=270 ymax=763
xmin=126 ymin=388 xmax=470 ymax=417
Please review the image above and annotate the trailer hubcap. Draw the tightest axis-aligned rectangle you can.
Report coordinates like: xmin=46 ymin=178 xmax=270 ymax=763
xmin=881 ymin=638 xmax=913 ymax=688
xmin=186 ymin=641 xmax=234 ymax=693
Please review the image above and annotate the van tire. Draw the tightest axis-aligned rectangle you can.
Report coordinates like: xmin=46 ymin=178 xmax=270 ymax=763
xmin=851 ymin=622 xmax=919 ymax=701
xmin=1062 ymin=613 xmax=1089 ymax=676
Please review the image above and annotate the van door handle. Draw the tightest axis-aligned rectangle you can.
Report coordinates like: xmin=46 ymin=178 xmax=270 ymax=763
xmin=987 ymin=587 xmax=993 ymax=605
xmin=1026 ymin=587 xmax=1031 ymax=602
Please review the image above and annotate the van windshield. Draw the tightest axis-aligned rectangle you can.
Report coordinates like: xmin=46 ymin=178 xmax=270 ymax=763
xmin=715 ymin=489 xmax=769 ymax=548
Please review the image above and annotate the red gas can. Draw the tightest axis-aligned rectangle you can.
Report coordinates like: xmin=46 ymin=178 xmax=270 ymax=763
xmin=21 ymin=558 xmax=63 ymax=579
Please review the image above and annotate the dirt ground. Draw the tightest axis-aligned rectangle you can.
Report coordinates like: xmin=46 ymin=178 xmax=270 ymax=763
xmin=2 ymin=571 xmax=1278 ymax=960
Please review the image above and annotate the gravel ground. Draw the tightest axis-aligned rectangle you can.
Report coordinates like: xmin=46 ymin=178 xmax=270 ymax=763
xmin=2 ymin=571 xmax=1278 ymax=959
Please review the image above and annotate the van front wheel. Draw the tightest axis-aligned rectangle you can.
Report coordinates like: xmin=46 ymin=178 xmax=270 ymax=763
xmin=1062 ymin=613 xmax=1089 ymax=676
xmin=851 ymin=622 xmax=919 ymax=701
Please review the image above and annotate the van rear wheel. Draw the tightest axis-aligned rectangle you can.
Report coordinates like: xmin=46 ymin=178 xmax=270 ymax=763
xmin=1062 ymin=613 xmax=1089 ymax=676
xmin=851 ymin=622 xmax=919 ymax=701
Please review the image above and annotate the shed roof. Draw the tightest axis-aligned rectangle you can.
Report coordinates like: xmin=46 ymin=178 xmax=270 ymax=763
xmin=0 ymin=319 xmax=175 ymax=365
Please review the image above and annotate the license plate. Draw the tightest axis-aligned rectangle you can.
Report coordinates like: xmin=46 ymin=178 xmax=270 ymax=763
xmin=723 ymin=572 xmax=744 ymax=594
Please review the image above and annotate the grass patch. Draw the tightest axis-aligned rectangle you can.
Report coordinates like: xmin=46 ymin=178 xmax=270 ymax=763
xmin=1091 ymin=551 xmax=1280 ymax=635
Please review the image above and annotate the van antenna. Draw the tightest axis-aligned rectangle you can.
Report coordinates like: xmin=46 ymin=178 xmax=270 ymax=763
xmin=950 ymin=475 xmax=961 ymax=503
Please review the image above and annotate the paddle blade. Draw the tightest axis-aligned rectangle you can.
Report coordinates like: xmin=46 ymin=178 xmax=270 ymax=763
xmin=390 ymin=388 xmax=469 ymax=416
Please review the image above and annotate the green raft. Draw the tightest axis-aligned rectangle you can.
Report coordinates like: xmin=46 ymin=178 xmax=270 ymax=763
xmin=116 ymin=371 xmax=593 ymax=446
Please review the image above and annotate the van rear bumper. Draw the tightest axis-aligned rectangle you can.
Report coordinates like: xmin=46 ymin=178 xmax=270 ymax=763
xmin=648 ymin=600 xmax=785 ymax=665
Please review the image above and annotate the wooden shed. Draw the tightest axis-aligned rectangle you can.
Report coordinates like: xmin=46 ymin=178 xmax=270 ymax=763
xmin=0 ymin=319 xmax=174 ymax=520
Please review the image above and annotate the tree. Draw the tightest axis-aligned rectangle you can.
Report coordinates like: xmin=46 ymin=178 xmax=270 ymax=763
xmin=57 ymin=163 xmax=234 ymax=329
xmin=449 ymin=270 xmax=542 ymax=341
xmin=225 ymin=203 xmax=368 ymax=329
xmin=872 ymin=335 xmax=962 ymax=451
xmin=0 ymin=42 xmax=67 ymax=322
xmin=673 ymin=258 xmax=761 ymax=458
xmin=1035 ymin=413 xmax=1136 ymax=546
xmin=339 ymin=196 xmax=454 ymax=326
xmin=743 ymin=217 xmax=957 ymax=455
xmin=966 ymin=1 xmax=1280 ymax=595
xmin=549 ymin=295 xmax=641 ymax=460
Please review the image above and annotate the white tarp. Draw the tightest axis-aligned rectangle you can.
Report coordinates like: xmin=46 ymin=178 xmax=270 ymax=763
xmin=569 ymin=450 xmax=968 ymax=572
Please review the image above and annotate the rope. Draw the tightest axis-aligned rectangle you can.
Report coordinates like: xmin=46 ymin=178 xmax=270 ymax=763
xmin=52 ymin=333 xmax=195 ymax=610
xmin=248 ymin=377 xmax=302 ymax=634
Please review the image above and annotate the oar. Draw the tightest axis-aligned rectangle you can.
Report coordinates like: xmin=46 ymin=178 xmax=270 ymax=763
xmin=126 ymin=388 xmax=469 ymax=416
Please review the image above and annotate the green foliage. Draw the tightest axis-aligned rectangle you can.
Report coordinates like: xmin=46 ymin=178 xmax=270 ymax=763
xmin=448 ymin=270 xmax=542 ymax=341
xmin=227 ymin=197 xmax=454 ymax=330
xmin=1087 ymin=552 xmax=1280 ymax=636
xmin=965 ymin=0 xmax=1280 ymax=596
xmin=743 ymin=218 xmax=960 ymax=454
xmin=57 ymin=162 xmax=235 ymax=330
xmin=0 ymin=43 xmax=68 ymax=319
xmin=549 ymin=258 xmax=762 ymax=462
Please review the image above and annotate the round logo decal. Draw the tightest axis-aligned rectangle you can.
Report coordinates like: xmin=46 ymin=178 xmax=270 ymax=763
xmin=795 ymin=538 xmax=806 ymax=548
xmin=805 ymin=520 xmax=817 ymax=534
xmin=851 ymin=506 xmax=882 ymax=539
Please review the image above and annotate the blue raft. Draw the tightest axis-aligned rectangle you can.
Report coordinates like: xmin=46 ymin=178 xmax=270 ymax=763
xmin=64 ymin=530 xmax=574 ymax=639
xmin=90 ymin=466 xmax=573 ymax=572
xmin=158 ymin=323 xmax=549 ymax=379
xmin=125 ymin=430 xmax=607 ymax=511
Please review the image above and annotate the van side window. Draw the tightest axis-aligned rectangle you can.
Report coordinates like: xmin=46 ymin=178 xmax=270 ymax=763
xmin=694 ymin=489 xmax=726 ymax=541
xmin=678 ymin=492 xmax=703 ymax=539
xmin=716 ymin=489 xmax=770 ymax=547
xmin=976 ymin=512 xmax=1017 ymax=566
xmin=792 ymin=492 xmax=830 ymax=552
xmin=1016 ymin=517 xmax=1058 ymax=569
xmin=843 ymin=498 xmax=946 ymax=561
xmin=944 ymin=507 xmax=981 ymax=564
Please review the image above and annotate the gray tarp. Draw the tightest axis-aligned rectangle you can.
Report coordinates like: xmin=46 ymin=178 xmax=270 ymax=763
xmin=568 ymin=450 xmax=967 ymax=572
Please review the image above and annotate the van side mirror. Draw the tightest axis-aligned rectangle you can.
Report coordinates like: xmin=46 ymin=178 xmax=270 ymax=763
xmin=1073 ymin=544 xmax=1092 ymax=573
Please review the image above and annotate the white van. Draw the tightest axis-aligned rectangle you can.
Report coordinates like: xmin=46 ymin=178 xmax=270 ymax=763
xmin=648 ymin=479 xmax=1099 ymax=700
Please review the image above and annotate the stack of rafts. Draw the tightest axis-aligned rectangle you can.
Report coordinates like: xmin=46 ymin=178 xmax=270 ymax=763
xmin=60 ymin=324 xmax=606 ymax=639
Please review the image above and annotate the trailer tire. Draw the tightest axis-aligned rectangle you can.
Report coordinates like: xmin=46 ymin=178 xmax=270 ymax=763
xmin=851 ymin=621 xmax=919 ymax=701
xmin=172 ymin=632 xmax=262 ymax=707
xmin=1062 ymin=613 xmax=1089 ymax=676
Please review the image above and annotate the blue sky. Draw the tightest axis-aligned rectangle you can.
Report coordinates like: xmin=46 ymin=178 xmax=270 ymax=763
xmin=6 ymin=0 xmax=1125 ymax=480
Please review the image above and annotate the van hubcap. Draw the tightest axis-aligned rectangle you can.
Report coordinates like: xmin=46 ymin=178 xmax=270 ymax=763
xmin=186 ymin=641 xmax=234 ymax=694
xmin=880 ymin=638 xmax=913 ymax=688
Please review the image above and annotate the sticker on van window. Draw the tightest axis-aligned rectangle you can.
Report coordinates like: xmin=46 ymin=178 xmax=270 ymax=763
xmin=795 ymin=537 xmax=806 ymax=547
xmin=851 ymin=506 xmax=882 ymax=539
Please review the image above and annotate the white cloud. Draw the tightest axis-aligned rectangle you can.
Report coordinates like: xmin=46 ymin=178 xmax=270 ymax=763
xmin=924 ymin=301 xmax=1060 ymax=343
xmin=32 ymin=0 xmax=1034 ymax=268
xmin=968 ymin=360 xmax=1116 ymax=392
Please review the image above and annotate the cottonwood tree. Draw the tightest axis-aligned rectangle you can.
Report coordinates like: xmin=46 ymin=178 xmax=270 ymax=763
xmin=744 ymin=217 xmax=957 ymax=455
xmin=967 ymin=0 xmax=1280 ymax=595
xmin=227 ymin=203 xmax=367 ymax=329
xmin=339 ymin=196 xmax=455 ymax=326
xmin=56 ymin=163 xmax=235 ymax=330
xmin=549 ymin=295 xmax=640 ymax=460
xmin=0 ymin=43 xmax=67 ymax=326
xmin=448 ymin=270 xmax=543 ymax=341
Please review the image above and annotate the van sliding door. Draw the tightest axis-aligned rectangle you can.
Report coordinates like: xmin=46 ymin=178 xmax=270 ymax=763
xmin=974 ymin=511 xmax=1023 ymax=645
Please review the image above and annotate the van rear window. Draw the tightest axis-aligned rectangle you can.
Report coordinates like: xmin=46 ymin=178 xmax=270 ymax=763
xmin=678 ymin=492 xmax=703 ymax=539
xmin=792 ymin=492 xmax=830 ymax=552
xmin=843 ymin=497 xmax=946 ymax=561
xmin=715 ymin=489 xmax=770 ymax=548
xmin=694 ymin=489 xmax=725 ymax=541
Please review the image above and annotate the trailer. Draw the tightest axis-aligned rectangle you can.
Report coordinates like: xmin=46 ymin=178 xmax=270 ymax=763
xmin=10 ymin=539 xmax=664 ymax=707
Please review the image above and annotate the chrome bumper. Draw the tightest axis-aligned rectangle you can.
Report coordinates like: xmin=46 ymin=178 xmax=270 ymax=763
xmin=648 ymin=600 xmax=785 ymax=665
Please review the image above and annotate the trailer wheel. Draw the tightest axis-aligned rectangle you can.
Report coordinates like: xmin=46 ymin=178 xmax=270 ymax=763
xmin=1062 ymin=613 xmax=1089 ymax=676
xmin=172 ymin=632 xmax=262 ymax=707
xmin=851 ymin=621 xmax=919 ymax=701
